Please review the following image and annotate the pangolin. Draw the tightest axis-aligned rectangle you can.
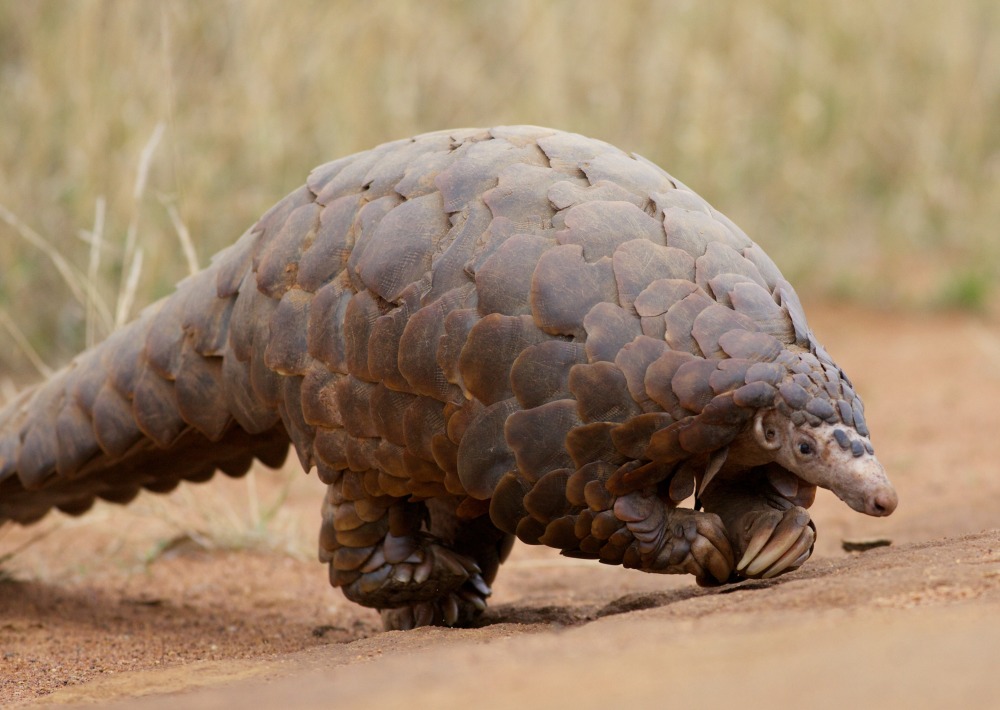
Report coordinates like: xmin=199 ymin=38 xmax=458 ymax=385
xmin=0 ymin=126 xmax=897 ymax=630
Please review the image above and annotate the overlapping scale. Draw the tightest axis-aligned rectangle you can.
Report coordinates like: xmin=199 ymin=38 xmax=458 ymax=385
xmin=509 ymin=341 xmax=587 ymax=409
xmin=556 ymin=201 xmax=663 ymax=261
xmin=530 ymin=244 xmax=618 ymax=338
xmin=459 ymin=314 xmax=554 ymax=406
xmin=582 ymin=302 xmax=642 ymax=363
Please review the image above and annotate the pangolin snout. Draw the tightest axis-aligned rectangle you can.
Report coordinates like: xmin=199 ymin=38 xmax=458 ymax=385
xmin=865 ymin=484 xmax=898 ymax=517
xmin=846 ymin=454 xmax=898 ymax=517
xmin=819 ymin=444 xmax=898 ymax=518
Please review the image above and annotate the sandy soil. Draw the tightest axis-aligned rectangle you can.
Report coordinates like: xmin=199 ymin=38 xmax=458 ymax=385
xmin=2 ymin=303 xmax=999 ymax=708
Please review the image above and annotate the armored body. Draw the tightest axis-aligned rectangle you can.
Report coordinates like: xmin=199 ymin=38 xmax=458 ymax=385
xmin=0 ymin=127 xmax=896 ymax=629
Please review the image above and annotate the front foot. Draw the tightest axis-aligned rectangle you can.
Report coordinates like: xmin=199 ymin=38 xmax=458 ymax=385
xmin=700 ymin=472 xmax=817 ymax=582
xmin=731 ymin=505 xmax=815 ymax=580
xmin=613 ymin=491 xmax=735 ymax=586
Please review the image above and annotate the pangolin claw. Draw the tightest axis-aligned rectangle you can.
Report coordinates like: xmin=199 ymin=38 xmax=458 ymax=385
xmin=737 ymin=506 xmax=814 ymax=579
xmin=343 ymin=541 xmax=485 ymax=611
xmin=691 ymin=532 xmax=735 ymax=586
xmin=378 ymin=573 xmax=492 ymax=631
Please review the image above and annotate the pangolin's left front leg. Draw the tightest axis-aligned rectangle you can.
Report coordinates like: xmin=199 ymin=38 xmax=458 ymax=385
xmin=699 ymin=467 xmax=817 ymax=580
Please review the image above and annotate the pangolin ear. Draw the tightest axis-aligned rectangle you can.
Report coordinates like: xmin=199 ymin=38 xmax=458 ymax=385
xmin=753 ymin=410 xmax=783 ymax=451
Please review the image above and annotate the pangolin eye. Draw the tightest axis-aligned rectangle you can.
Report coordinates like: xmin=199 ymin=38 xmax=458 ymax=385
xmin=765 ymin=428 xmax=777 ymax=441
xmin=798 ymin=442 xmax=813 ymax=456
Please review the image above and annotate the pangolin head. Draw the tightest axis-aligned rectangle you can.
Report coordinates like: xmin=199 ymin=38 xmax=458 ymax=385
xmin=641 ymin=330 xmax=898 ymax=518
xmin=752 ymin=408 xmax=897 ymax=517
xmin=753 ymin=341 xmax=898 ymax=517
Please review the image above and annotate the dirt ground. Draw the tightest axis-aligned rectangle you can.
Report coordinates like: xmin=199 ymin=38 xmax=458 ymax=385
xmin=2 ymin=303 xmax=999 ymax=708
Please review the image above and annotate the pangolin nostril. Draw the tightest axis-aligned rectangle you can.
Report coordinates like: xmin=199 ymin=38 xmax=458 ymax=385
xmin=871 ymin=490 xmax=898 ymax=516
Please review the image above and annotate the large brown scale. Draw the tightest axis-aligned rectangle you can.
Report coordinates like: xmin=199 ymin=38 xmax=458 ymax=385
xmin=0 ymin=126 xmax=897 ymax=629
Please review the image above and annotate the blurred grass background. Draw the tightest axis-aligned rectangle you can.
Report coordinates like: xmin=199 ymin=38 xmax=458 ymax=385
xmin=0 ymin=0 xmax=997 ymax=380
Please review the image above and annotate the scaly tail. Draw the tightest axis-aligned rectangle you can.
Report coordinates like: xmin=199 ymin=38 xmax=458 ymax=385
xmin=0 ymin=188 xmax=324 ymax=524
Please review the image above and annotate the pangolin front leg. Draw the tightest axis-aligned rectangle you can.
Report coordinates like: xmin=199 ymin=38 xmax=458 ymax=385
xmin=699 ymin=468 xmax=817 ymax=580
xmin=496 ymin=479 xmax=736 ymax=586
xmin=609 ymin=490 xmax=735 ymax=585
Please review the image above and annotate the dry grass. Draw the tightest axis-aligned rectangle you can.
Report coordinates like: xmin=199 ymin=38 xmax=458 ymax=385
xmin=0 ymin=460 xmax=317 ymax=583
xmin=0 ymin=0 xmax=998 ymax=379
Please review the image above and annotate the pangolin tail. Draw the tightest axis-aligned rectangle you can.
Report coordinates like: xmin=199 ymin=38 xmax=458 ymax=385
xmin=0 ymin=226 xmax=292 ymax=525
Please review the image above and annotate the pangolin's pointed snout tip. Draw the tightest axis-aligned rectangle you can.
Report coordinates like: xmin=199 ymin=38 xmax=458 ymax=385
xmin=867 ymin=485 xmax=898 ymax=517
xmin=853 ymin=453 xmax=897 ymax=517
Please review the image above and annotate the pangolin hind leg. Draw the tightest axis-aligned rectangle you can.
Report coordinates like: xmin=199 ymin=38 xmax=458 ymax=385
xmin=318 ymin=469 xmax=510 ymax=630
xmin=379 ymin=503 xmax=513 ymax=631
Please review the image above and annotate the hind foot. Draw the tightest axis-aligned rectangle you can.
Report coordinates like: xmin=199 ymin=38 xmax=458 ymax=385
xmin=334 ymin=533 xmax=492 ymax=629
xmin=379 ymin=578 xmax=491 ymax=630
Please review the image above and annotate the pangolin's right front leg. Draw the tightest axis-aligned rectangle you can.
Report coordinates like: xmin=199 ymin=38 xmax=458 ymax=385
xmin=502 ymin=484 xmax=735 ymax=586
xmin=609 ymin=490 xmax=736 ymax=585
xmin=490 ymin=470 xmax=735 ymax=586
